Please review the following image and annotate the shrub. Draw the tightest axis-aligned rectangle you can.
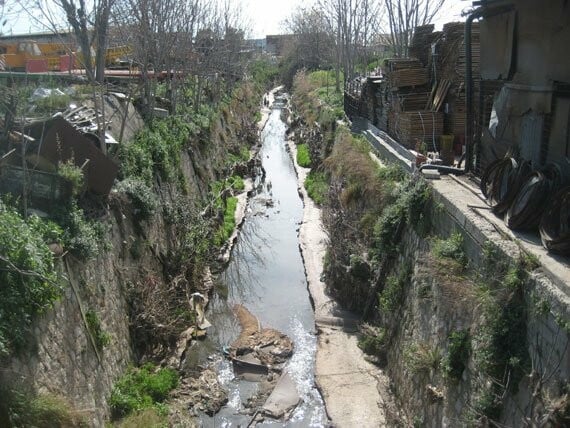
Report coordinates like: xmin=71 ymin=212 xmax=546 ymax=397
xmin=432 ymin=232 xmax=466 ymax=266
xmin=0 ymin=202 xmax=62 ymax=356
xmin=304 ymin=171 xmax=328 ymax=205
xmin=378 ymin=264 xmax=411 ymax=312
xmin=85 ymin=310 xmax=111 ymax=351
xmin=443 ymin=330 xmax=470 ymax=380
xmin=403 ymin=343 xmax=441 ymax=374
xmin=109 ymin=363 xmax=178 ymax=419
xmin=474 ymin=288 xmax=528 ymax=388
xmin=58 ymin=202 xmax=108 ymax=259
xmin=228 ymin=175 xmax=245 ymax=191
xmin=120 ymin=116 xmax=191 ymax=187
xmin=0 ymin=389 xmax=83 ymax=428
xmin=296 ymin=143 xmax=311 ymax=167
xmin=358 ymin=326 xmax=386 ymax=355
xmin=57 ymin=159 xmax=84 ymax=197
xmin=115 ymin=179 xmax=158 ymax=221
xmin=214 ymin=196 xmax=238 ymax=246
xmin=35 ymin=93 xmax=71 ymax=112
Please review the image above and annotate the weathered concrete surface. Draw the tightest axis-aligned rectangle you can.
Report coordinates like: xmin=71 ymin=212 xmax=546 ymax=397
xmin=288 ymin=138 xmax=393 ymax=427
xmin=262 ymin=372 xmax=300 ymax=418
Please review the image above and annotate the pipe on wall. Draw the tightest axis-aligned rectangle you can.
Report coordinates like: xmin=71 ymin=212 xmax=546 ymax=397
xmin=464 ymin=2 xmax=515 ymax=173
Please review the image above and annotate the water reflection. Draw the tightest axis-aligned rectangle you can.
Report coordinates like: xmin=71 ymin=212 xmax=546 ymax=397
xmin=196 ymin=107 xmax=327 ymax=427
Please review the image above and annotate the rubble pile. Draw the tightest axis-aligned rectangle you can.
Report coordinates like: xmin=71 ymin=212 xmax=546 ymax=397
xmin=230 ymin=304 xmax=293 ymax=371
xmin=171 ymin=368 xmax=228 ymax=416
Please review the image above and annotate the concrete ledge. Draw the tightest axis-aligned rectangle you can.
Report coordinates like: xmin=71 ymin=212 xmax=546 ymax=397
xmin=362 ymin=129 xmax=415 ymax=173
xmin=431 ymin=176 xmax=570 ymax=313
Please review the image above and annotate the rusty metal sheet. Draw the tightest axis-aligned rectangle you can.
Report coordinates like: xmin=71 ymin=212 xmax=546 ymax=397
xmin=27 ymin=117 xmax=118 ymax=195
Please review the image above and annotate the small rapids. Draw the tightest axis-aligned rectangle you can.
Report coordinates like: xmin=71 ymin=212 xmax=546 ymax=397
xmin=192 ymin=106 xmax=328 ymax=427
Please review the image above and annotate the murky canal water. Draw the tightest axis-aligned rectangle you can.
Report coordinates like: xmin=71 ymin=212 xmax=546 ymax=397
xmin=194 ymin=107 xmax=327 ymax=426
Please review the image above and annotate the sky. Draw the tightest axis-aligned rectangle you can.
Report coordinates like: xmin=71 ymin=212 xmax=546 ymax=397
xmin=244 ymin=0 xmax=472 ymax=39
xmin=3 ymin=0 xmax=472 ymax=39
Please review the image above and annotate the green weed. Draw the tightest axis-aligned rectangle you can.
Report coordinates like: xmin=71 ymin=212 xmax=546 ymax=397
xmin=85 ymin=310 xmax=111 ymax=351
xmin=109 ymin=363 xmax=178 ymax=419
xmin=0 ymin=201 xmax=62 ymax=356
xmin=443 ymin=330 xmax=470 ymax=380
xmin=304 ymin=171 xmax=328 ymax=205
xmin=296 ymin=143 xmax=311 ymax=167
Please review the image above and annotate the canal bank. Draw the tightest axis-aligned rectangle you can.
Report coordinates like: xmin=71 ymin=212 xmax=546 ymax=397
xmin=286 ymin=113 xmax=395 ymax=427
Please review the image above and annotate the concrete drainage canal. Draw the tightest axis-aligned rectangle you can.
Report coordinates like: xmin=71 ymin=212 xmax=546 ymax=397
xmin=186 ymin=102 xmax=328 ymax=426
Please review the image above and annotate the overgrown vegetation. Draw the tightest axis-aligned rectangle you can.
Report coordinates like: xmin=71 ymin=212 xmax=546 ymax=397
xmin=358 ymin=325 xmax=386 ymax=356
xmin=109 ymin=363 xmax=178 ymax=419
xmin=467 ymin=243 xmax=531 ymax=420
xmin=296 ymin=143 xmax=311 ymax=167
xmin=443 ymin=330 xmax=470 ymax=380
xmin=403 ymin=343 xmax=441 ymax=375
xmin=35 ymin=93 xmax=71 ymax=113
xmin=292 ymin=70 xmax=344 ymax=127
xmin=85 ymin=310 xmax=111 ymax=351
xmin=215 ymin=196 xmax=238 ymax=246
xmin=432 ymin=232 xmax=466 ymax=266
xmin=0 ymin=387 xmax=84 ymax=428
xmin=378 ymin=264 xmax=412 ymax=313
xmin=58 ymin=159 xmax=85 ymax=197
xmin=57 ymin=201 xmax=109 ymax=260
xmin=119 ymin=116 xmax=192 ymax=188
xmin=0 ymin=201 xmax=62 ymax=357
xmin=304 ymin=171 xmax=328 ymax=205
xmin=372 ymin=177 xmax=431 ymax=257
xmin=115 ymin=178 xmax=158 ymax=221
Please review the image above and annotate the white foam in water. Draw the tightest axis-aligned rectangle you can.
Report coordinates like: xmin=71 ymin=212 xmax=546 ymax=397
xmin=216 ymin=358 xmax=242 ymax=410
xmin=287 ymin=318 xmax=327 ymax=426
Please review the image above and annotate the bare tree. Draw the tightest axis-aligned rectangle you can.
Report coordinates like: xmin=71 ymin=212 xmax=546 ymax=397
xmin=383 ymin=0 xmax=446 ymax=57
xmin=284 ymin=7 xmax=335 ymax=70
xmin=18 ymin=0 xmax=115 ymax=83
xmin=317 ymin=0 xmax=382 ymax=88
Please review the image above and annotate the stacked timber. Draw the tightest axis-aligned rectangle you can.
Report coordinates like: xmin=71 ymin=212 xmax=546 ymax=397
xmin=395 ymin=111 xmax=444 ymax=149
xmin=409 ymin=24 xmax=436 ymax=66
xmin=434 ymin=22 xmax=481 ymax=139
xmin=384 ymin=58 xmax=429 ymax=88
xmin=393 ymin=90 xmax=431 ymax=112
xmin=368 ymin=22 xmax=480 ymax=151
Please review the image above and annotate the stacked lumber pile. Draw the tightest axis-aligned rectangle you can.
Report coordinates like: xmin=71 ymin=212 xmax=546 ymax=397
xmin=395 ymin=111 xmax=444 ymax=149
xmin=409 ymin=24 xmax=437 ymax=66
xmin=367 ymin=22 xmax=480 ymax=152
xmin=435 ymin=22 xmax=481 ymax=139
xmin=384 ymin=58 xmax=429 ymax=88
xmin=393 ymin=90 xmax=431 ymax=112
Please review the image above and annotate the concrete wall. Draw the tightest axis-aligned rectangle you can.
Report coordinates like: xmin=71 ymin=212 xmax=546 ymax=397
xmin=380 ymin=174 xmax=570 ymax=426
xmin=0 ymin=88 xmax=258 ymax=425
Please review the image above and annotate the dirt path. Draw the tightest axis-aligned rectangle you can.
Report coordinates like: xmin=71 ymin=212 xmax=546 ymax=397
xmin=286 ymin=135 xmax=393 ymax=427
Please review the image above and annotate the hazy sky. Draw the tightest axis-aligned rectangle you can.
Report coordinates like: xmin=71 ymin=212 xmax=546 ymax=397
xmin=245 ymin=0 xmax=471 ymax=39
xmin=4 ymin=0 xmax=471 ymax=38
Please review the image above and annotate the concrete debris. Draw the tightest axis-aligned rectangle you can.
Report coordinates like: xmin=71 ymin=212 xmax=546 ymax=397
xmin=230 ymin=305 xmax=293 ymax=372
xmin=225 ymin=305 xmax=298 ymax=422
xmin=262 ymin=372 xmax=300 ymax=418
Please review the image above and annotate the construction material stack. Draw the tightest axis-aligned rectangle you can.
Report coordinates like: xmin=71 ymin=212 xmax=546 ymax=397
xmin=364 ymin=22 xmax=480 ymax=155
xmin=435 ymin=22 xmax=481 ymax=142
xmin=381 ymin=58 xmax=443 ymax=149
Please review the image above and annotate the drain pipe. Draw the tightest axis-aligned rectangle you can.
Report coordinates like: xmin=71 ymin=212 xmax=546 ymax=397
xmin=465 ymin=2 xmax=514 ymax=173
